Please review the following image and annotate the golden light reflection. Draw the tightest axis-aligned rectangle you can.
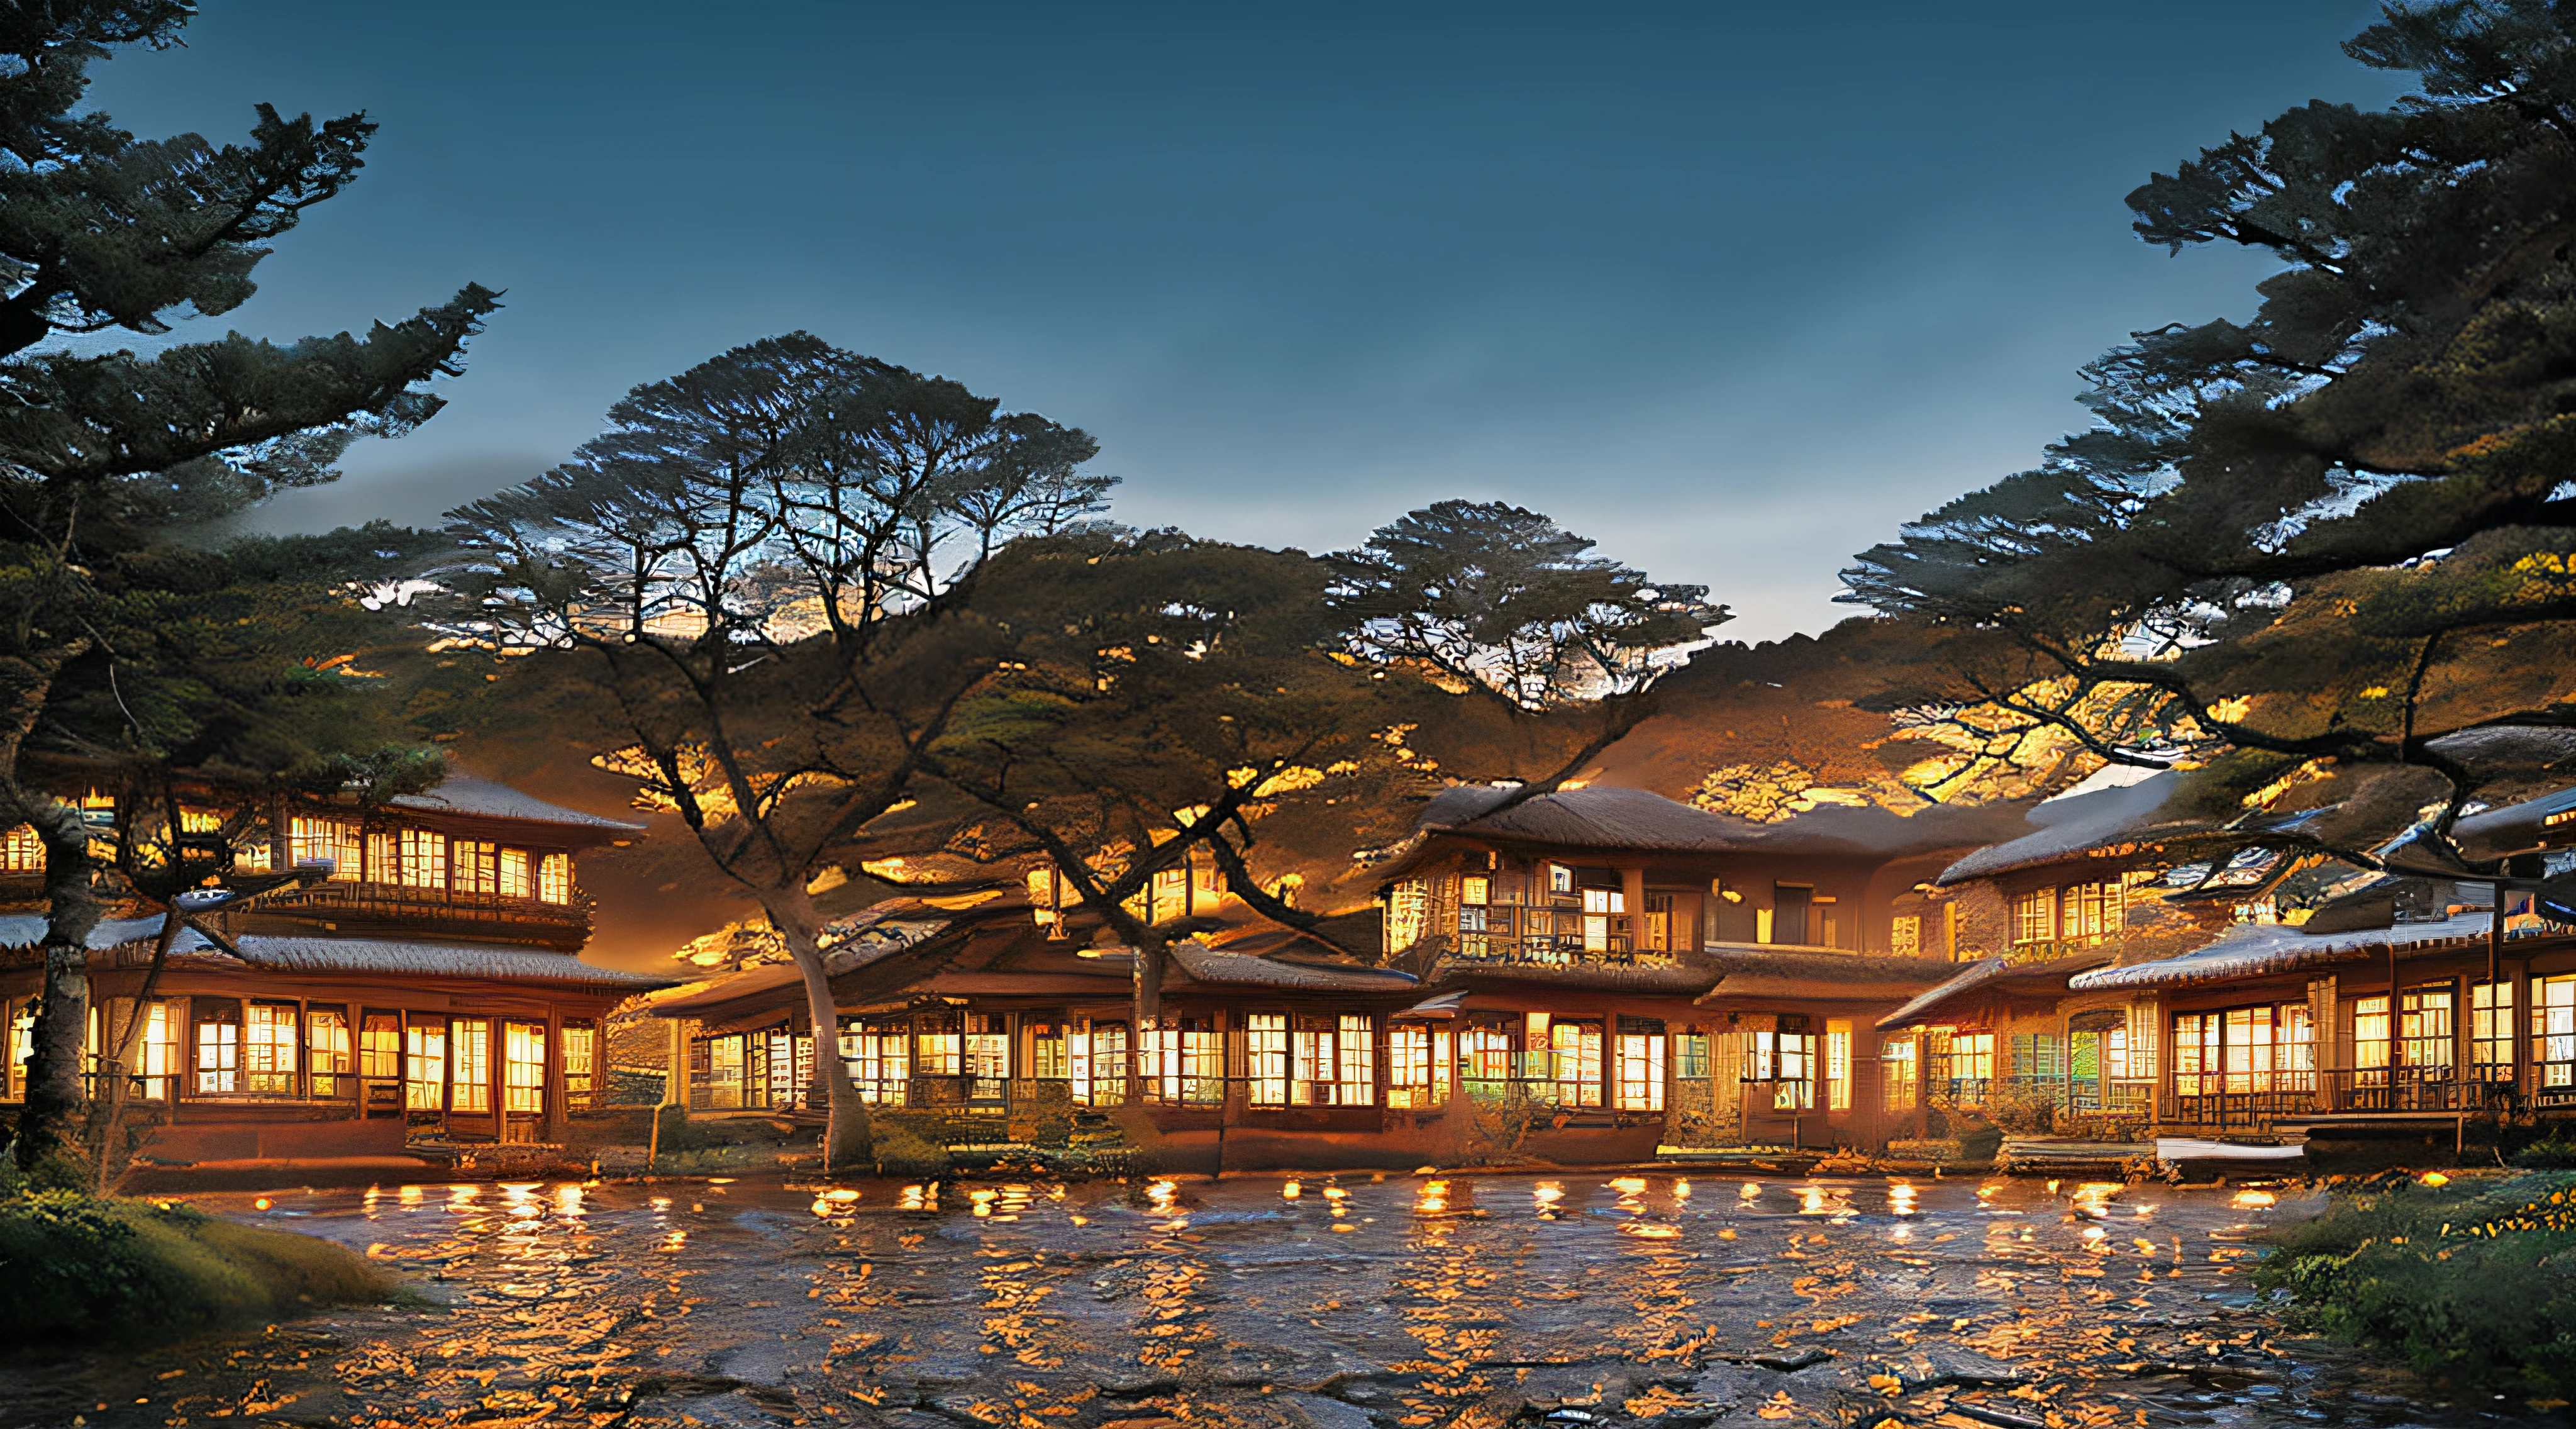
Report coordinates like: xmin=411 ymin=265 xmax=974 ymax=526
xmin=399 ymin=1184 xmax=424 ymax=1205
xmin=1533 ymin=1181 xmax=1564 ymax=1207
xmin=1797 ymin=1185 xmax=1828 ymax=1216
xmin=811 ymin=1198 xmax=836 ymax=1216
xmin=1887 ymin=1182 xmax=1918 ymax=1216
xmin=1282 ymin=1179 xmax=1302 ymax=1200
xmin=1740 ymin=1181 xmax=1763 ymax=1201
xmin=1608 ymin=1176 xmax=1647 ymax=1196
xmin=1674 ymin=1179 xmax=1692 ymax=1199
xmin=823 ymin=1187 xmax=860 ymax=1204
xmin=899 ymin=1184 xmax=937 ymax=1212
xmin=1416 ymin=1181 xmax=1449 ymax=1215
xmin=2231 ymin=1189 xmax=2277 ymax=1209
xmin=972 ymin=1189 xmax=999 ymax=1218
xmin=2421 ymin=1172 xmax=2451 ymax=1187
xmin=555 ymin=1184 xmax=586 ymax=1216
xmin=252 ymin=1198 xmax=272 ymax=1211
xmin=449 ymin=1185 xmax=480 ymax=1204
xmin=649 ymin=1196 xmax=672 ymax=1211
xmin=1147 ymin=1179 xmax=1178 ymax=1211
xmin=1619 ymin=1223 xmax=1680 ymax=1240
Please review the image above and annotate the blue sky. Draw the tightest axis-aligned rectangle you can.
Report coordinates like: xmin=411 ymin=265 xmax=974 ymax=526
xmin=101 ymin=2 xmax=2401 ymax=639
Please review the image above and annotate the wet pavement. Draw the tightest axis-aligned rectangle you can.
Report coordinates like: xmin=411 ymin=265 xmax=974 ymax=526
xmin=0 ymin=1171 xmax=2504 ymax=1429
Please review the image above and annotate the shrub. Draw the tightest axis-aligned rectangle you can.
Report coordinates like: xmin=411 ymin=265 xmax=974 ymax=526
xmin=0 ymin=1190 xmax=407 ymax=1342
xmin=2511 ymin=1131 xmax=2576 ymax=1170
xmin=1980 ymin=1084 xmax=2063 ymax=1136
xmin=872 ymin=1121 xmax=953 ymax=1180
xmin=2254 ymin=1172 xmax=2576 ymax=1398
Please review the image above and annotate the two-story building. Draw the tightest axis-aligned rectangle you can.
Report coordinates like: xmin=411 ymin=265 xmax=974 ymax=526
xmin=1 ymin=774 xmax=672 ymax=1164
xmin=650 ymin=783 xmax=1998 ymax=1164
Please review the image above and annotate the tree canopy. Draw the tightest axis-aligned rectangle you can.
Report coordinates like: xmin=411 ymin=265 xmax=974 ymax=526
xmin=1328 ymin=499 xmax=1726 ymax=709
xmin=446 ymin=332 xmax=1109 ymax=1165
xmin=1840 ymin=0 xmax=2576 ymax=854
xmin=1 ymin=1 xmax=492 ymax=1169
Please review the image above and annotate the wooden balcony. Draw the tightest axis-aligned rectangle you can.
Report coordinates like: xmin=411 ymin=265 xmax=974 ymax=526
xmin=2161 ymin=1066 xmax=2519 ymax=1130
xmin=246 ymin=879 xmax=594 ymax=950
xmin=1452 ymin=933 xmax=1680 ymax=969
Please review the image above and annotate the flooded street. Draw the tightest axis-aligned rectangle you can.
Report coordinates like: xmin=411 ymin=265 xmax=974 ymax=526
xmin=0 ymin=1172 xmax=2484 ymax=1429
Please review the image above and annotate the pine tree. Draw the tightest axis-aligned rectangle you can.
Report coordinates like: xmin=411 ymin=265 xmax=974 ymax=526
xmin=447 ymin=334 xmax=1106 ymax=1170
xmin=1841 ymin=1 xmax=2576 ymax=856
xmin=3 ymin=3 xmax=494 ymax=1167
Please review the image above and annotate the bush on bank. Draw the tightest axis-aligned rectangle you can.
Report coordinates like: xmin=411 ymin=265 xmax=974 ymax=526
xmin=2255 ymin=1171 xmax=2576 ymax=1399
xmin=0 ymin=1182 xmax=408 ymax=1343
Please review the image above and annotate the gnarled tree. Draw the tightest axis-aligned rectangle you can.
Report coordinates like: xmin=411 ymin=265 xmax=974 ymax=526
xmin=1841 ymin=0 xmax=2576 ymax=863
xmin=446 ymin=333 xmax=1107 ymax=1167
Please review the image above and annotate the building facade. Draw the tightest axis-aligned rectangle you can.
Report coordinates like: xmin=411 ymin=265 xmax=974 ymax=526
xmin=1 ymin=774 xmax=672 ymax=1163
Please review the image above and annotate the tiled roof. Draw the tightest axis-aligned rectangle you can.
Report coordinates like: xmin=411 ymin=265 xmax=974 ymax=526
xmin=389 ymin=774 xmax=646 ymax=833
xmin=1169 ymin=942 xmax=1419 ymax=991
xmin=1443 ymin=952 xmax=1723 ymax=996
xmin=2453 ymin=781 xmax=2576 ymax=861
xmin=1693 ymin=946 xmax=1954 ymax=1003
xmin=0 ymin=913 xmax=178 ymax=951
xmin=221 ymin=934 xmax=675 ymax=988
xmin=1933 ymin=773 xmax=2197 ymax=884
xmin=1876 ymin=950 xmax=2112 ymax=1030
xmin=2067 ymin=909 xmax=2557 ymax=991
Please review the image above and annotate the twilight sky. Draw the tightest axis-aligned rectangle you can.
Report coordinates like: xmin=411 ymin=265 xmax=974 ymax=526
xmin=104 ymin=2 xmax=2402 ymax=640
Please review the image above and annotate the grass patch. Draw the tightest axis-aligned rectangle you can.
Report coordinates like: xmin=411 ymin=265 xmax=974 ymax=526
xmin=2255 ymin=1170 xmax=2576 ymax=1399
xmin=0 ymin=1189 xmax=411 ymax=1343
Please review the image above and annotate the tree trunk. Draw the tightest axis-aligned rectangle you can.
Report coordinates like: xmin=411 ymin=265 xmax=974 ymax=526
xmin=1132 ymin=931 xmax=1165 ymax=1034
xmin=760 ymin=887 xmax=872 ymax=1171
xmin=16 ymin=798 xmax=101 ymax=1170
xmin=87 ymin=911 xmax=182 ymax=1193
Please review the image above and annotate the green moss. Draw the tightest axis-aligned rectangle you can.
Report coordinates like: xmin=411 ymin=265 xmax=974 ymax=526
xmin=2255 ymin=1172 xmax=2576 ymax=1398
xmin=0 ymin=1190 xmax=409 ymax=1343
xmin=870 ymin=1121 xmax=955 ymax=1180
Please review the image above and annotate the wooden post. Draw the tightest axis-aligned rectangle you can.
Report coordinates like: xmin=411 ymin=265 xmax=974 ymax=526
xmin=541 ymin=1007 xmax=567 ymax=1147
xmin=2453 ymin=972 xmax=2472 ymax=1111
xmin=1621 ymin=867 xmax=1647 ymax=954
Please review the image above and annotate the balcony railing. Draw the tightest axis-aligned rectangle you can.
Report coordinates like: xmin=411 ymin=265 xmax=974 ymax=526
xmin=254 ymin=879 xmax=592 ymax=943
xmin=1452 ymin=933 xmax=1677 ymax=969
xmin=2162 ymin=1065 xmax=2521 ymax=1128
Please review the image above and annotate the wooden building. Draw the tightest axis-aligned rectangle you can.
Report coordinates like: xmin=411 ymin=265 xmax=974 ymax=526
xmin=0 ymin=775 xmax=672 ymax=1163
xmin=650 ymin=786 xmax=1997 ymax=1164
xmin=1901 ymin=771 xmax=2576 ymax=1147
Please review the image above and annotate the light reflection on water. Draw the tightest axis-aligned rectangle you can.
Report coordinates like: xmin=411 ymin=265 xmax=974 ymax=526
xmin=19 ymin=1172 xmax=2492 ymax=1429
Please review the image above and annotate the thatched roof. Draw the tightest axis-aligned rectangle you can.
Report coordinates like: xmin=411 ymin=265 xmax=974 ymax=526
xmin=1876 ymin=950 xmax=2112 ymax=1030
xmin=2067 ymin=908 xmax=2560 ymax=991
